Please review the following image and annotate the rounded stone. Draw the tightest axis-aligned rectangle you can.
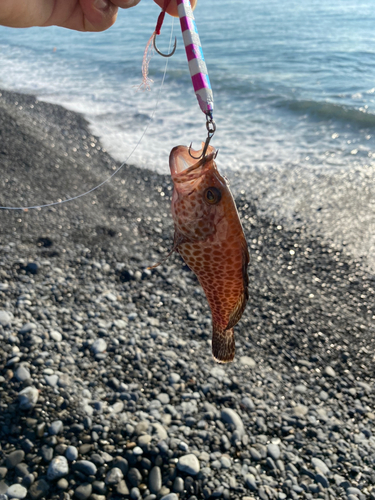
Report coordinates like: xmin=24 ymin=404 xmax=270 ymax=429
xmin=221 ymin=409 xmax=244 ymax=434
xmin=105 ymin=468 xmax=123 ymax=485
xmin=312 ymin=458 xmax=330 ymax=475
xmin=15 ymin=366 xmax=30 ymax=382
xmin=0 ymin=311 xmax=12 ymax=327
xmin=177 ymin=454 xmax=200 ymax=476
xmin=74 ymin=460 xmax=97 ymax=476
xmin=267 ymin=443 xmax=281 ymax=460
xmin=220 ymin=456 xmax=231 ymax=469
xmin=168 ymin=373 xmax=180 ymax=384
xmin=18 ymin=386 xmax=38 ymax=410
xmin=149 ymin=466 xmax=162 ymax=494
xmin=49 ymin=420 xmax=63 ymax=435
xmin=6 ymin=484 xmax=27 ymax=499
xmin=91 ymin=339 xmax=107 ymax=355
xmin=160 ymin=494 xmax=178 ymax=500
xmin=325 ymin=366 xmax=336 ymax=377
xmin=173 ymin=477 xmax=184 ymax=493
xmin=239 ymin=356 xmax=256 ymax=368
xmin=57 ymin=478 xmax=69 ymax=490
xmin=245 ymin=473 xmax=257 ymax=491
xmin=65 ymin=446 xmax=78 ymax=462
xmin=127 ymin=468 xmax=142 ymax=487
xmin=74 ymin=483 xmax=92 ymax=500
xmin=50 ymin=331 xmax=62 ymax=342
xmin=6 ymin=451 xmax=25 ymax=469
xmin=156 ymin=393 xmax=170 ymax=404
xmin=45 ymin=375 xmax=59 ymax=388
xmin=130 ymin=487 xmax=140 ymax=499
xmin=47 ymin=456 xmax=69 ymax=481
xmin=19 ymin=323 xmax=36 ymax=334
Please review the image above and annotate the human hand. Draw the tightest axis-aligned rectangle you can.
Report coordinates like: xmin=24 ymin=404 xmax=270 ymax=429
xmin=0 ymin=0 xmax=196 ymax=32
xmin=153 ymin=0 xmax=197 ymax=17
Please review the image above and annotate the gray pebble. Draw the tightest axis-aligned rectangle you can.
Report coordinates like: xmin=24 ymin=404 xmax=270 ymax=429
xmin=177 ymin=454 xmax=200 ymax=475
xmin=160 ymin=495 xmax=178 ymax=500
xmin=239 ymin=356 xmax=256 ymax=368
xmin=6 ymin=451 xmax=25 ymax=469
xmin=6 ymin=484 xmax=27 ymax=499
xmin=47 ymin=456 xmax=69 ymax=481
xmin=74 ymin=460 xmax=97 ymax=476
xmin=250 ymin=448 xmax=262 ymax=461
xmin=0 ymin=311 xmax=12 ymax=327
xmin=18 ymin=386 xmax=38 ymax=410
xmin=28 ymin=479 xmax=49 ymax=500
xmin=15 ymin=463 xmax=29 ymax=477
xmin=91 ymin=338 xmax=107 ymax=354
xmin=65 ymin=446 xmax=78 ymax=461
xmin=149 ymin=466 xmax=162 ymax=494
xmin=116 ymin=480 xmax=129 ymax=496
xmin=311 ymin=458 xmax=330 ymax=475
xmin=221 ymin=408 xmax=244 ymax=434
xmin=74 ymin=483 xmax=92 ymax=500
xmin=173 ymin=477 xmax=184 ymax=493
xmin=57 ymin=478 xmax=68 ymax=490
xmin=220 ymin=456 xmax=231 ymax=469
xmin=50 ymin=330 xmax=62 ymax=342
xmin=315 ymin=473 xmax=329 ymax=488
xmin=14 ymin=366 xmax=30 ymax=382
xmin=267 ymin=443 xmax=280 ymax=460
xmin=130 ymin=487 xmax=141 ymax=499
xmin=105 ymin=468 xmax=123 ymax=485
xmin=49 ymin=420 xmax=63 ymax=435
xmin=244 ymin=473 xmax=257 ymax=490
xmin=156 ymin=393 xmax=170 ymax=404
xmin=241 ymin=397 xmax=255 ymax=411
xmin=127 ymin=468 xmax=142 ymax=487
xmin=292 ymin=404 xmax=308 ymax=417
xmin=168 ymin=373 xmax=180 ymax=384
xmin=325 ymin=366 xmax=336 ymax=377
xmin=19 ymin=323 xmax=36 ymax=334
xmin=45 ymin=375 xmax=59 ymax=387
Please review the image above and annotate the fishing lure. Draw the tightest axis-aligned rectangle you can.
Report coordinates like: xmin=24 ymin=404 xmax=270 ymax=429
xmin=145 ymin=0 xmax=216 ymax=157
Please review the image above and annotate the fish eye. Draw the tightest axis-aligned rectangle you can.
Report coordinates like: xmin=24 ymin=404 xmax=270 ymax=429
xmin=204 ymin=187 xmax=222 ymax=205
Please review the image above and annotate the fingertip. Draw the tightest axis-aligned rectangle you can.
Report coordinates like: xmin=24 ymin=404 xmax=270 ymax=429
xmin=84 ymin=4 xmax=119 ymax=31
xmin=112 ymin=0 xmax=142 ymax=9
xmin=153 ymin=0 xmax=198 ymax=18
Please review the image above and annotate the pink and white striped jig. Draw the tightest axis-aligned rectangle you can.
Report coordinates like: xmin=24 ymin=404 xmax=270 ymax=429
xmin=144 ymin=0 xmax=216 ymax=158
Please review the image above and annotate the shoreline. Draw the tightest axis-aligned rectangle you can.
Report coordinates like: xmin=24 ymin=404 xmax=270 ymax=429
xmin=0 ymin=88 xmax=374 ymax=499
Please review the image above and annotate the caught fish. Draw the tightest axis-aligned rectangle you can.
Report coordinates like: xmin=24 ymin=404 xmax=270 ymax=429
xmin=169 ymin=144 xmax=249 ymax=363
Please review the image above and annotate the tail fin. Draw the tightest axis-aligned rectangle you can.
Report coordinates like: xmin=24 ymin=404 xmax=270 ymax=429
xmin=212 ymin=326 xmax=235 ymax=363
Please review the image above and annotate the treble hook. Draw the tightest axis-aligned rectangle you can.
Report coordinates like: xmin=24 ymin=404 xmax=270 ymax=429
xmin=188 ymin=116 xmax=216 ymax=160
xmin=153 ymin=33 xmax=177 ymax=58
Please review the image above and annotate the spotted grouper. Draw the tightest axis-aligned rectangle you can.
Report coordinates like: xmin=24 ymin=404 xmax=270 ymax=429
xmin=169 ymin=144 xmax=249 ymax=363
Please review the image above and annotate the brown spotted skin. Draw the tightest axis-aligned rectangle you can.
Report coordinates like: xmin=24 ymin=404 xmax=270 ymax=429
xmin=169 ymin=145 xmax=249 ymax=363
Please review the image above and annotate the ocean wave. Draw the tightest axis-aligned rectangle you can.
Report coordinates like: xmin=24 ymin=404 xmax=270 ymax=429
xmin=277 ymin=98 xmax=375 ymax=128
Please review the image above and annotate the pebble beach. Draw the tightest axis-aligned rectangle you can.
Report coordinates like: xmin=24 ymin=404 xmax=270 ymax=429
xmin=0 ymin=88 xmax=375 ymax=500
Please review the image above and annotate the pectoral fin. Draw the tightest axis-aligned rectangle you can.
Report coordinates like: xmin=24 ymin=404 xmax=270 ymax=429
xmin=147 ymin=227 xmax=187 ymax=269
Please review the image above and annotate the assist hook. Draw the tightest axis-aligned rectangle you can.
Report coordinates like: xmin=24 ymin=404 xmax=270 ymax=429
xmin=188 ymin=115 xmax=216 ymax=160
xmin=153 ymin=33 xmax=177 ymax=58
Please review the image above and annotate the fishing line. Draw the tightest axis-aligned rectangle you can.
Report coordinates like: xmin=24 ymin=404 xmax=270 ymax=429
xmin=0 ymin=19 xmax=175 ymax=211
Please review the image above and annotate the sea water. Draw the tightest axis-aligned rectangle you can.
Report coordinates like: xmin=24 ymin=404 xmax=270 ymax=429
xmin=1 ymin=0 xmax=375 ymax=266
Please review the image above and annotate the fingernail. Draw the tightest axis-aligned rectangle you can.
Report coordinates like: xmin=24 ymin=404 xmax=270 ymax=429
xmin=94 ymin=0 xmax=109 ymax=10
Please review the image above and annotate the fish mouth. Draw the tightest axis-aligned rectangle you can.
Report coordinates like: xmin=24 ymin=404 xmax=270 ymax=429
xmin=169 ymin=144 xmax=216 ymax=183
